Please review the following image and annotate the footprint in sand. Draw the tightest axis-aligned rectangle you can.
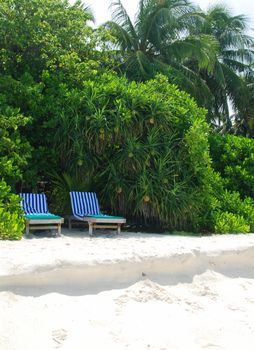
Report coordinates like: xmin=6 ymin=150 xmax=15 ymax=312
xmin=52 ymin=328 xmax=68 ymax=348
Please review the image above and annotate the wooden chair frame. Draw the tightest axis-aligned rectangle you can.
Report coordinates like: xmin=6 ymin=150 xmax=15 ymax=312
xmin=68 ymin=215 xmax=126 ymax=236
xmin=25 ymin=218 xmax=64 ymax=236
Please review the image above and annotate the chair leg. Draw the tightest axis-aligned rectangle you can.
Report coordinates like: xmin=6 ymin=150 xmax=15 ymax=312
xmin=68 ymin=216 xmax=72 ymax=230
xmin=88 ymin=222 xmax=93 ymax=236
xmin=25 ymin=221 xmax=29 ymax=235
xmin=57 ymin=224 xmax=61 ymax=236
xmin=117 ymin=224 xmax=121 ymax=235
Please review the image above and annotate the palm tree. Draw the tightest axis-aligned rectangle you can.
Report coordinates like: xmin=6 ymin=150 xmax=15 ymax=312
xmin=107 ymin=1 xmax=254 ymax=132
xmin=188 ymin=5 xmax=254 ymax=130
xmin=106 ymin=0 xmax=219 ymax=106
xmin=232 ymin=69 xmax=254 ymax=136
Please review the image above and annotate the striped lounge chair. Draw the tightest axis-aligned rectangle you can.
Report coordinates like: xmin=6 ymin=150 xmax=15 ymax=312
xmin=69 ymin=191 xmax=126 ymax=235
xmin=20 ymin=193 xmax=64 ymax=235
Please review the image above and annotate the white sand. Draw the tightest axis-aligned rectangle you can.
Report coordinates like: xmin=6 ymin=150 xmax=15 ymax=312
xmin=1 ymin=229 xmax=254 ymax=349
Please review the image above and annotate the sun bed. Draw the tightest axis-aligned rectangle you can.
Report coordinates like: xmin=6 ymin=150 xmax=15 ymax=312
xmin=19 ymin=193 xmax=64 ymax=235
xmin=69 ymin=191 xmax=126 ymax=235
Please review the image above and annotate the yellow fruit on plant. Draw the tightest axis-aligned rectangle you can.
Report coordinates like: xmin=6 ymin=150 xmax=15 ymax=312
xmin=144 ymin=195 xmax=150 ymax=202
xmin=116 ymin=187 xmax=122 ymax=194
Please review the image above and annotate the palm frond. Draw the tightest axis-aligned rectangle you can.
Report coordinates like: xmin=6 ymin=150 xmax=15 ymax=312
xmin=165 ymin=34 xmax=219 ymax=72
xmin=222 ymin=48 xmax=254 ymax=65
xmin=107 ymin=21 xmax=137 ymax=50
xmin=110 ymin=0 xmax=138 ymax=43
xmin=166 ymin=60 xmax=214 ymax=106
xmin=221 ymin=63 xmax=245 ymax=107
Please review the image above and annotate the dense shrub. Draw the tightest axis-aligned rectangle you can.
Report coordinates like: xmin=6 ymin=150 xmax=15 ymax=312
xmin=210 ymin=134 xmax=254 ymax=198
xmin=0 ymin=107 xmax=31 ymax=181
xmin=214 ymin=211 xmax=250 ymax=234
xmin=24 ymin=70 xmax=254 ymax=234
xmin=0 ymin=0 xmax=93 ymax=79
xmin=0 ymin=181 xmax=25 ymax=240
xmin=207 ymin=134 xmax=254 ymax=233
xmin=48 ymin=73 xmax=212 ymax=230
xmin=0 ymin=107 xmax=30 ymax=240
xmin=0 ymin=0 xmax=110 ymax=185
xmin=0 ymin=0 xmax=252 ymax=234
xmin=211 ymin=189 xmax=254 ymax=234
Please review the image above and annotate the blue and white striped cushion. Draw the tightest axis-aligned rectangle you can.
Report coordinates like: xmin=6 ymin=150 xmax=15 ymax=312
xmin=70 ymin=192 xmax=101 ymax=218
xmin=19 ymin=193 xmax=49 ymax=214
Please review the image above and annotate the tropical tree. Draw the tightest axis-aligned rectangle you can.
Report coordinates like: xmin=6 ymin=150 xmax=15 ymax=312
xmin=106 ymin=0 xmax=219 ymax=106
xmin=190 ymin=5 xmax=254 ymax=131
xmin=0 ymin=0 xmax=98 ymax=184
xmin=0 ymin=0 xmax=94 ymax=79
xmin=107 ymin=1 xmax=254 ymax=130
xmin=232 ymin=69 xmax=254 ymax=136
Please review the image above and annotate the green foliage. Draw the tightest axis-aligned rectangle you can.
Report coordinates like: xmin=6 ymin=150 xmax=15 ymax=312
xmin=51 ymin=73 xmax=212 ymax=230
xmin=107 ymin=0 xmax=219 ymax=107
xmin=0 ymin=106 xmax=31 ymax=183
xmin=201 ymin=165 xmax=254 ymax=233
xmin=214 ymin=211 xmax=250 ymax=234
xmin=210 ymin=134 xmax=254 ymax=198
xmin=0 ymin=0 xmax=111 ymax=185
xmin=212 ymin=189 xmax=254 ymax=233
xmin=234 ymin=74 xmax=254 ymax=137
xmin=191 ymin=5 xmax=254 ymax=127
xmin=0 ymin=0 xmax=253 ymax=235
xmin=0 ymin=0 xmax=94 ymax=78
xmin=0 ymin=181 xmax=25 ymax=240
xmin=49 ymin=172 xmax=91 ymax=214
xmin=107 ymin=0 xmax=254 ymax=129
xmin=0 ymin=107 xmax=30 ymax=240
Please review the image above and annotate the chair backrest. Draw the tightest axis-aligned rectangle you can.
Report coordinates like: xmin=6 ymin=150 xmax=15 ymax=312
xmin=19 ymin=193 xmax=49 ymax=214
xmin=70 ymin=192 xmax=100 ymax=217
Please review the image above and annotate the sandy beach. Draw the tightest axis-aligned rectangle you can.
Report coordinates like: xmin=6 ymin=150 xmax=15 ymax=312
xmin=1 ymin=229 xmax=254 ymax=349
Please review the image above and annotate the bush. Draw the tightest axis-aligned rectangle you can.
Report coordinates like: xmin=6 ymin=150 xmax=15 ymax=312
xmin=208 ymin=135 xmax=254 ymax=233
xmin=210 ymin=134 xmax=254 ymax=198
xmin=214 ymin=211 xmax=250 ymax=234
xmin=0 ymin=180 xmax=25 ymax=240
xmin=48 ymin=73 xmax=212 ymax=230
xmin=217 ymin=190 xmax=254 ymax=230
xmin=0 ymin=107 xmax=30 ymax=240
xmin=206 ymin=178 xmax=254 ymax=233
xmin=47 ymin=73 xmax=254 ymax=234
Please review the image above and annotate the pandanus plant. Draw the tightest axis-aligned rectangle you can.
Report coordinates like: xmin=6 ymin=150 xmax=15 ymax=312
xmin=53 ymin=73 xmax=211 ymax=230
